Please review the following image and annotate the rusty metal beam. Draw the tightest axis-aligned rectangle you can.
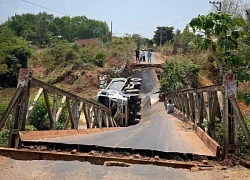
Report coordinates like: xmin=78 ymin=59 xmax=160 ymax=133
xmin=0 ymin=85 xmax=23 ymax=130
xmin=0 ymin=147 xmax=214 ymax=169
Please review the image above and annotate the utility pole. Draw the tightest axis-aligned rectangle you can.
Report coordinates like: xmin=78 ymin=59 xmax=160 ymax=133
xmin=209 ymin=1 xmax=222 ymax=11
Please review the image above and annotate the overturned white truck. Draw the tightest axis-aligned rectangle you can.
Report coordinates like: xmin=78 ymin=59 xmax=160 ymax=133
xmin=96 ymin=77 xmax=142 ymax=126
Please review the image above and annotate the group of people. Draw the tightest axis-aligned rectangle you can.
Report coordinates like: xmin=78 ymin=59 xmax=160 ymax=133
xmin=135 ymin=49 xmax=152 ymax=63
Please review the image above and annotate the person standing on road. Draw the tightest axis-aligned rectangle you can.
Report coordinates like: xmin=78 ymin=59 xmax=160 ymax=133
xmin=147 ymin=50 xmax=152 ymax=63
xmin=166 ymin=99 xmax=174 ymax=114
xmin=135 ymin=48 xmax=140 ymax=63
xmin=142 ymin=49 xmax=146 ymax=62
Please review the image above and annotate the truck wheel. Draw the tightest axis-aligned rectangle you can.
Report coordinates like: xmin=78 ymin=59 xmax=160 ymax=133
xmin=135 ymin=105 xmax=141 ymax=112
xmin=125 ymin=89 xmax=139 ymax=94
xmin=135 ymin=113 xmax=141 ymax=119
xmin=130 ymin=94 xmax=139 ymax=100
xmin=130 ymin=82 xmax=141 ymax=90
xmin=130 ymin=78 xmax=142 ymax=83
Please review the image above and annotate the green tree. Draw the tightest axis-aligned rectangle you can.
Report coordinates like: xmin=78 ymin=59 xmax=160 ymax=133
xmin=0 ymin=28 xmax=31 ymax=87
xmin=2 ymin=13 xmax=110 ymax=46
xmin=185 ymin=12 xmax=247 ymax=77
xmin=153 ymin=26 xmax=174 ymax=46
xmin=160 ymin=60 xmax=200 ymax=92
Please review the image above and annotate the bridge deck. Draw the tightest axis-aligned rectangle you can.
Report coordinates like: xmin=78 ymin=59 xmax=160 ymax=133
xmin=33 ymin=102 xmax=214 ymax=157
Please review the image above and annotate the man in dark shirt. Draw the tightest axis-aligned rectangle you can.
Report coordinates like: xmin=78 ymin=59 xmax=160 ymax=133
xmin=135 ymin=48 xmax=140 ymax=63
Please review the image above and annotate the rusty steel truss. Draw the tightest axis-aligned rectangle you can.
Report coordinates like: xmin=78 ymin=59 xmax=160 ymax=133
xmin=0 ymin=69 xmax=117 ymax=148
xmin=165 ymin=73 xmax=250 ymax=156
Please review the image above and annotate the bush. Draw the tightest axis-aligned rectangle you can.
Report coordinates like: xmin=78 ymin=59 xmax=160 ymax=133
xmin=27 ymin=96 xmax=68 ymax=130
xmin=93 ymin=59 xmax=104 ymax=67
xmin=160 ymin=59 xmax=201 ymax=92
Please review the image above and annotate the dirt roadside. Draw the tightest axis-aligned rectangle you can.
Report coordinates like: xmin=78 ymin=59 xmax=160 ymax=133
xmin=1 ymin=155 xmax=250 ymax=180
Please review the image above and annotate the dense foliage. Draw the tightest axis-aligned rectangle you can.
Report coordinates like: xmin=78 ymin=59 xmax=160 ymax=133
xmin=0 ymin=27 xmax=31 ymax=87
xmin=27 ymin=96 xmax=67 ymax=130
xmin=185 ymin=12 xmax=247 ymax=77
xmin=2 ymin=12 xmax=109 ymax=47
xmin=160 ymin=60 xmax=201 ymax=92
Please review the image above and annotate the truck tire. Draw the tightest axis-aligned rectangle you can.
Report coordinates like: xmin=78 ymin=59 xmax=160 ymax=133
xmin=130 ymin=78 xmax=142 ymax=83
xmin=135 ymin=105 xmax=141 ymax=112
xmin=125 ymin=89 xmax=139 ymax=94
xmin=130 ymin=82 xmax=141 ymax=90
xmin=135 ymin=113 xmax=141 ymax=119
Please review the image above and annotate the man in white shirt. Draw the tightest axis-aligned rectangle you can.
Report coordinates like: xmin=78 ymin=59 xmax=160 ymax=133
xmin=141 ymin=49 xmax=146 ymax=62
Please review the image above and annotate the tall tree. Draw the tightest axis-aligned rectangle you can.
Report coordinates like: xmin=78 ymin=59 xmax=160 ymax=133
xmin=185 ymin=12 xmax=247 ymax=78
xmin=153 ymin=26 xmax=174 ymax=46
xmin=0 ymin=28 xmax=31 ymax=87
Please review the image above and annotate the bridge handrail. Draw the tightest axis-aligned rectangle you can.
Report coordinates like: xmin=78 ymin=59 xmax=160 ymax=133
xmin=164 ymin=84 xmax=223 ymax=95
xmin=164 ymin=73 xmax=250 ymax=157
xmin=0 ymin=68 xmax=118 ymax=148
xmin=31 ymin=78 xmax=110 ymax=112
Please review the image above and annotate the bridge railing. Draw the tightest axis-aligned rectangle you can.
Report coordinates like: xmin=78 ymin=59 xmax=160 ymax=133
xmin=0 ymin=68 xmax=117 ymax=147
xmin=165 ymin=73 xmax=250 ymax=156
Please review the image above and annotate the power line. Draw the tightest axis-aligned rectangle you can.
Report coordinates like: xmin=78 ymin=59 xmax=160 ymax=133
xmin=21 ymin=0 xmax=70 ymax=16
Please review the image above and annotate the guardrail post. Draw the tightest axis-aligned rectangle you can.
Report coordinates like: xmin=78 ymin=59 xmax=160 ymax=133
xmin=52 ymin=93 xmax=58 ymax=129
xmin=189 ymin=93 xmax=195 ymax=123
xmin=196 ymin=93 xmax=204 ymax=127
xmin=72 ymin=100 xmax=78 ymax=129
xmin=223 ymin=73 xmax=238 ymax=155
xmin=9 ymin=68 xmax=32 ymax=148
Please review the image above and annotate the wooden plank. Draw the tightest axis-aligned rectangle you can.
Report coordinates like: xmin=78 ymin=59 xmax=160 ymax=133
xmin=92 ymin=106 xmax=98 ymax=128
xmin=210 ymin=92 xmax=219 ymax=139
xmin=102 ymin=111 xmax=107 ymax=127
xmin=82 ymin=103 xmax=90 ymax=128
xmin=77 ymin=102 xmax=83 ymax=128
xmin=43 ymin=90 xmax=55 ymax=130
xmin=56 ymin=96 xmax=66 ymax=122
xmin=65 ymin=98 xmax=73 ymax=129
xmin=189 ymin=93 xmax=195 ymax=123
xmin=98 ymin=109 xmax=102 ymax=128
xmin=72 ymin=101 xmax=78 ymax=129
xmin=52 ymin=93 xmax=58 ymax=128
xmin=63 ymin=115 xmax=70 ymax=130
xmin=217 ymin=91 xmax=224 ymax=118
xmin=183 ymin=94 xmax=190 ymax=119
xmin=197 ymin=93 xmax=204 ymax=127
xmin=26 ymin=88 xmax=43 ymax=119
xmin=109 ymin=115 xmax=114 ymax=127
xmin=177 ymin=95 xmax=183 ymax=113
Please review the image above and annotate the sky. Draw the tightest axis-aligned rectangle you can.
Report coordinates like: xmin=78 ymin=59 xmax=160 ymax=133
xmin=0 ymin=0 xmax=212 ymax=38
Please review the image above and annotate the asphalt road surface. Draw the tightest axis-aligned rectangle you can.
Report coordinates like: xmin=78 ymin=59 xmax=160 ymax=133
xmin=37 ymin=102 xmax=214 ymax=156
xmin=1 ymin=155 xmax=230 ymax=180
